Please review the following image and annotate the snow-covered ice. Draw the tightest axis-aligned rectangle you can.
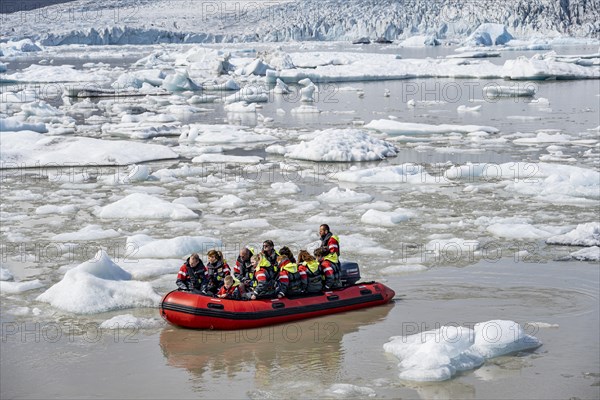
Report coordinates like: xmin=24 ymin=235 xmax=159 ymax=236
xmin=96 ymin=193 xmax=199 ymax=220
xmin=36 ymin=250 xmax=161 ymax=314
xmin=284 ymin=129 xmax=397 ymax=162
xmin=384 ymin=320 xmax=541 ymax=381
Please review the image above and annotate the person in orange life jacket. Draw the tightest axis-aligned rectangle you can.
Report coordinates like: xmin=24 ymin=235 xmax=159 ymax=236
xmin=297 ymin=249 xmax=323 ymax=294
xmin=234 ymin=246 xmax=254 ymax=284
xmin=176 ymin=253 xmax=206 ymax=292
xmin=250 ymin=253 xmax=278 ymax=300
xmin=261 ymin=240 xmax=279 ymax=271
xmin=203 ymin=249 xmax=231 ymax=296
xmin=276 ymin=249 xmax=307 ymax=298
xmin=314 ymin=247 xmax=341 ymax=290
xmin=217 ymin=275 xmax=244 ymax=300
xmin=319 ymin=224 xmax=340 ymax=264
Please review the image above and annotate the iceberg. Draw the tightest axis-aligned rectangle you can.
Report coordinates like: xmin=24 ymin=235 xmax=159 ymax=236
xmin=37 ymin=250 xmax=161 ymax=314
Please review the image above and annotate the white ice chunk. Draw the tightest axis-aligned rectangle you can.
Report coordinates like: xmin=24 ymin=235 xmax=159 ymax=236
xmin=1 ymin=131 xmax=177 ymax=166
xmin=99 ymin=314 xmax=164 ymax=329
xmin=317 ymin=187 xmax=373 ymax=203
xmin=51 ymin=225 xmax=120 ymax=241
xmin=285 ymin=129 xmax=397 ymax=162
xmin=361 ymin=209 xmax=414 ymax=226
xmin=97 ymin=193 xmax=198 ymax=220
xmin=384 ymin=320 xmax=541 ymax=382
xmin=546 ymin=222 xmax=600 ymax=246
xmin=365 ymin=119 xmax=498 ymax=135
xmin=37 ymin=250 xmax=160 ymax=314
xmin=570 ymin=246 xmax=600 ymax=261
xmin=327 ymin=384 xmax=376 ymax=398
xmin=271 ymin=182 xmax=301 ymax=194
xmin=0 ymin=268 xmax=14 ymax=281
xmin=1 ymin=279 xmax=44 ymax=294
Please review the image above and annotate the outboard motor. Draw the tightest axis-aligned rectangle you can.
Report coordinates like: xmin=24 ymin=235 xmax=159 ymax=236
xmin=339 ymin=261 xmax=361 ymax=286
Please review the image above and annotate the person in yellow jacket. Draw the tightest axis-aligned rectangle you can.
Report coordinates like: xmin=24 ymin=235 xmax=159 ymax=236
xmin=319 ymin=224 xmax=340 ymax=264
xmin=297 ymin=250 xmax=322 ymax=293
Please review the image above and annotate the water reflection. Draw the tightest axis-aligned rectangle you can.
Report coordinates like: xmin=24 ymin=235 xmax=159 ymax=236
xmin=159 ymin=304 xmax=394 ymax=397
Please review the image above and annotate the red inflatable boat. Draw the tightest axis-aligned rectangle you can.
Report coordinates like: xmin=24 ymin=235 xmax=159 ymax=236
xmin=159 ymin=282 xmax=395 ymax=330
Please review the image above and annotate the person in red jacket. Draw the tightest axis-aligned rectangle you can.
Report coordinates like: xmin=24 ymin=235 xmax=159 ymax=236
xmin=176 ymin=253 xmax=206 ymax=292
xmin=276 ymin=250 xmax=307 ymax=298
xmin=217 ymin=275 xmax=244 ymax=300
xmin=203 ymin=249 xmax=231 ymax=296
xmin=319 ymin=224 xmax=340 ymax=264
xmin=249 ymin=253 xmax=278 ymax=300
xmin=314 ymin=247 xmax=341 ymax=290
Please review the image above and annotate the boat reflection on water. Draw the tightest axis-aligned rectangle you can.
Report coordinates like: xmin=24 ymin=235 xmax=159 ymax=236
xmin=159 ymin=303 xmax=395 ymax=397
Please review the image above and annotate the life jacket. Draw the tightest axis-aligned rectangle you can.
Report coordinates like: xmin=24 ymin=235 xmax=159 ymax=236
xmin=263 ymin=250 xmax=280 ymax=273
xmin=253 ymin=265 xmax=277 ymax=297
xmin=218 ymin=277 xmax=243 ymax=299
xmin=280 ymin=260 xmax=304 ymax=295
xmin=301 ymin=260 xmax=322 ymax=293
xmin=321 ymin=259 xmax=342 ymax=289
xmin=321 ymin=232 xmax=340 ymax=264
xmin=235 ymin=247 xmax=255 ymax=278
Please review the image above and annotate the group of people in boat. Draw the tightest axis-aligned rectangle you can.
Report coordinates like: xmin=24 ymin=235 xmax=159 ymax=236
xmin=175 ymin=224 xmax=342 ymax=300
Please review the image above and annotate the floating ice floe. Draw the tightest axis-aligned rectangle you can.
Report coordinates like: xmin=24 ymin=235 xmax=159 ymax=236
xmin=502 ymin=55 xmax=600 ymax=80
xmin=361 ymin=209 xmax=415 ymax=226
xmin=2 ymin=64 xmax=112 ymax=83
xmin=112 ymin=70 xmax=165 ymax=89
xmin=100 ymin=314 xmax=165 ymax=329
xmin=317 ymin=187 xmax=373 ymax=203
xmin=457 ymin=105 xmax=482 ymax=112
xmin=270 ymin=182 xmax=301 ymax=195
xmin=384 ymin=320 xmax=541 ymax=381
xmin=224 ymin=86 xmax=269 ymax=103
xmin=365 ymin=119 xmax=498 ymax=135
xmin=290 ymin=105 xmax=321 ymax=114
xmin=96 ymin=192 xmax=199 ymax=220
xmin=483 ymin=84 xmax=536 ymax=97
xmin=209 ymin=194 xmax=246 ymax=209
xmin=37 ymin=250 xmax=161 ymax=314
xmin=486 ymin=223 xmax=567 ymax=239
xmin=0 ymin=268 xmax=14 ymax=281
xmin=335 ymin=164 xmax=437 ymax=184
xmin=235 ymin=58 xmax=274 ymax=76
xmin=274 ymin=78 xmax=291 ymax=94
xmin=326 ymin=383 xmax=376 ymax=398
xmin=186 ymin=124 xmax=276 ymax=144
xmin=224 ymin=101 xmax=257 ymax=113
xmin=51 ymin=224 xmax=120 ymax=241
xmin=0 ymin=131 xmax=178 ymax=167
xmin=0 ymin=117 xmax=47 ymax=133
xmin=0 ymin=39 xmax=41 ymax=56
xmin=1 ymin=279 xmax=45 ymax=294
xmin=126 ymin=234 xmax=222 ymax=259
xmin=192 ymin=154 xmax=263 ymax=164
xmin=162 ymin=70 xmax=201 ymax=91
xmin=284 ymin=129 xmax=397 ymax=162
xmin=546 ymin=222 xmax=600 ymax=246
xmin=569 ymin=246 xmax=600 ymax=261
xmin=444 ymin=162 xmax=600 ymax=205
xmin=229 ymin=218 xmax=271 ymax=229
